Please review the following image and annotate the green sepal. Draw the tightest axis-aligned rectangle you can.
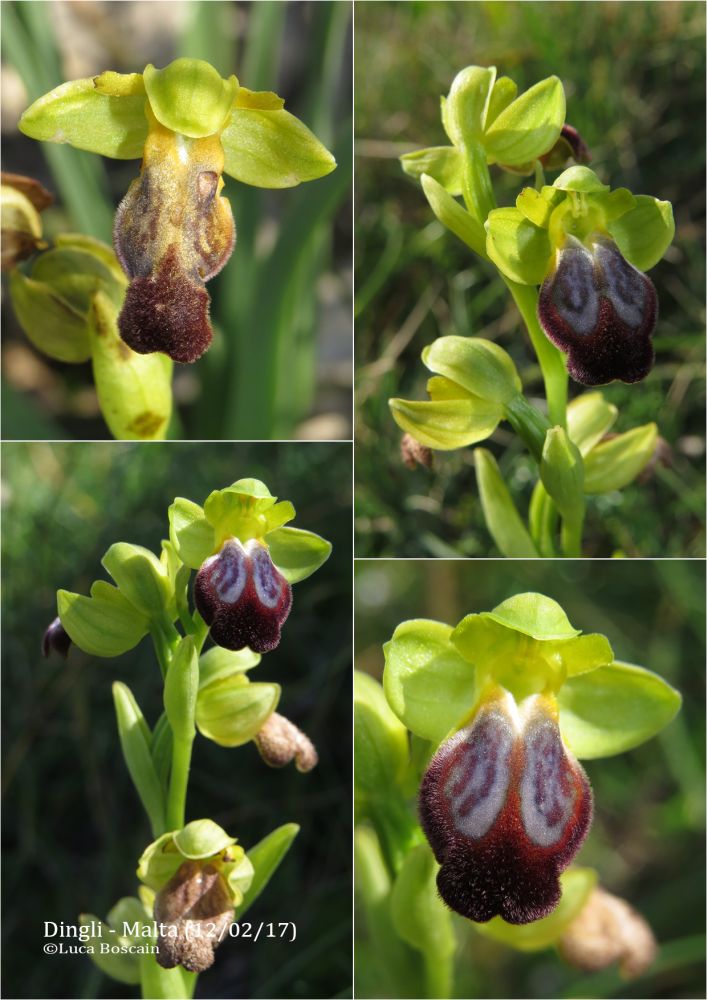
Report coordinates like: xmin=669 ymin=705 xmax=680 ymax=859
xmin=221 ymin=108 xmax=336 ymax=188
xmin=143 ymin=59 xmax=238 ymax=138
xmin=57 ymin=581 xmax=149 ymax=657
xmin=553 ymin=165 xmax=609 ymax=194
xmin=19 ymin=77 xmax=148 ymax=159
xmin=79 ymin=912 xmax=141 ymax=985
xmin=474 ymin=448 xmax=539 ymax=557
xmin=168 ymin=498 xmax=215 ymax=570
xmin=31 ymin=246 xmax=126 ymax=312
xmin=592 ymin=186 xmax=636 ymax=223
xmin=101 ymin=542 xmax=173 ymax=619
xmin=89 ymin=290 xmax=173 ymax=441
xmin=559 ymin=661 xmax=682 ymax=759
xmin=485 ymin=75 xmax=518 ymax=129
xmin=400 ymin=146 xmax=463 ymax=194
xmin=54 ymin=232 xmax=128 ymax=283
xmin=264 ymin=526 xmax=332 ymax=584
xmin=422 ymin=336 xmax=522 ymax=405
xmin=223 ymin=853 xmax=255 ymax=907
xmin=420 ymin=173 xmax=488 ymax=258
xmin=239 ymin=823 xmax=300 ymax=918
xmin=354 ymin=671 xmax=409 ymax=801
xmin=383 ymin=619 xmax=474 ymax=744
xmin=390 ymin=843 xmax=455 ymax=959
xmin=607 ymin=194 xmax=675 ymax=271
xmin=540 ymin=426 xmax=585 ymax=521
xmin=174 ymin=818 xmax=236 ymax=859
xmin=8 ymin=268 xmax=91 ymax=363
xmin=444 ymin=65 xmax=497 ymax=147
xmin=484 ymin=76 xmax=565 ymax=166
xmin=583 ymin=423 xmax=658 ymax=494
xmin=390 ymin=394 xmax=502 ymax=450
xmin=196 ymin=674 xmax=280 ymax=747
xmin=516 ymin=186 xmax=556 ymax=229
xmin=566 ymin=392 xmax=618 ymax=456
xmin=478 ymin=592 xmax=580 ymax=639
xmin=485 ymin=207 xmax=552 ymax=284
xmin=112 ymin=681 xmax=166 ymax=836
xmin=163 ymin=637 xmax=199 ymax=743
xmin=198 ymin=646 xmax=262 ymax=690
xmin=473 ymin=867 xmax=597 ymax=950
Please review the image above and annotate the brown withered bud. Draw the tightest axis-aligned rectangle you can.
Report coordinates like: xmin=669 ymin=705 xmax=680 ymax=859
xmin=400 ymin=433 xmax=434 ymax=470
xmin=114 ymin=107 xmax=235 ymax=364
xmin=254 ymin=712 xmax=319 ymax=773
xmin=153 ymin=860 xmax=234 ymax=973
xmin=42 ymin=616 xmax=72 ymax=659
xmin=1 ymin=172 xmax=53 ymax=270
xmin=540 ymin=124 xmax=592 ymax=171
xmin=558 ymin=885 xmax=657 ymax=978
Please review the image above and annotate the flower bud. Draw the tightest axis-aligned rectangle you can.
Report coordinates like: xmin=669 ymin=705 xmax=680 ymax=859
xmin=254 ymin=712 xmax=318 ymax=772
xmin=42 ymin=616 xmax=72 ymax=658
xmin=153 ymin=860 xmax=234 ymax=973
xmin=419 ymin=687 xmax=592 ymax=924
xmin=194 ymin=538 xmax=292 ymax=653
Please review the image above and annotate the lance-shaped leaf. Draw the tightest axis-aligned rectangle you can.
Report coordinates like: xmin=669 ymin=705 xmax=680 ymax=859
xmin=79 ymin=913 xmax=141 ymax=985
xmin=355 ymin=671 xmax=409 ymax=798
xmin=474 ymin=448 xmax=539 ymax=557
xmin=400 ymin=146 xmax=463 ymax=194
xmin=264 ymin=526 xmax=332 ymax=584
xmin=58 ymin=580 xmax=149 ymax=657
xmin=485 ymin=206 xmax=552 ymax=285
xmin=150 ymin=712 xmax=173 ymax=790
xmin=102 ymin=542 xmax=173 ymax=619
xmin=383 ymin=619 xmax=474 ymax=744
xmin=421 ymin=173 xmax=488 ymax=258
xmin=422 ymin=336 xmax=522 ymax=405
xmin=113 ymin=681 xmax=166 ymax=835
xmin=239 ymin=823 xmax=300 ymax=918
xmin=221 ymin=109 xmax=336 ymax=188
xmin=558 ymin=661 xmax=682 ymax=759
xmin=540 ymin=426 xmax=585 ymax=522
xmin=607 ymin=194 xmax=675 ymax=272
xmin=583 ymin=423 xmax=658 ymax=493
xmin=566 ymin=392 xmax=618 ymax=456
xmin=164 ymin=637 xmax=199 ymax=743
xmin=390 ymin=843 xmax=455 ymax=960
xmin=484 ymin=76 xmax=565 ymax=166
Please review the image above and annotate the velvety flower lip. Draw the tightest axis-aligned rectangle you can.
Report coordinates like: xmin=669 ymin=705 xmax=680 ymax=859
xmin=420 ymin=688 xmax=592 ymax=924
xmin=194 ymin=537 xmax=292 ymax=653
xmin=153 ymin=860 xmax=233 ymax=973
xmin=538 ymin=235 xmax=658 ymax=385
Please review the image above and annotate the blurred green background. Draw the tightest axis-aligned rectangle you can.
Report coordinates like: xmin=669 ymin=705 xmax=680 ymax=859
xmin=1 ymin=0 xmax=352 ymax=441
xmin=354 ymin=559 xmax=706 ymax=999
xmin=354 ymin=0 xmax=705 ymax=557
xmin=1 ymin=441 xmax=352 ymax=999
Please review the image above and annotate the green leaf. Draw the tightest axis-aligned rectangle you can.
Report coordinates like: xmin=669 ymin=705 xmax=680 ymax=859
xmin=79 ymin=913 xmax=141 ymax=984
xmin=485 ymin=207 xmax=552 ymax=285
xmin=422 ymin=336 xmax=521 ymax=405
xmin=102 ymin=542 xmax=173 ymax=619
xmin=553 ymin=165 xmax=610 ymax=194
xmin=8 ymin=268 xmax=91 ymax=363
xmin=566 ymin=392 xmax=618 ymax=456
xmin=607 ymin=194 xmax=675 ymax=272
xmin=559 ymin=661 xmax=682 ymax=759
xmin=383 ymin=619 xmax=474 ymax=743
xmin=221 ymin=108 xmax=336 ymax=188
xmin=474 ymin=448 xmax=539 ymax=557
xmin=583 ymin=423 xmax=658 ymax=494
xmin=264 ymin=526 xmax=332 ymax=584
xmin=484 ymin=76 xmax=565 ymax=166
xmin=389 ymin=395 xmax=502 ymax=450
xmin=400 ymin=145 xmax=463 ymax=194
xmin=198 ymin=646 xmax=261 ymax=690
xmin=164 ymin=637 xmax=198 ymax=743
xmin=168 ymin=497 xmax=215 ymax=570
xmin=174 ymin=818 xmax=235 ymax=858
xmin=444 ymin=65 xmax=497 ymax=147
xmin=196 ymin=675 xmax=280 ymax=747
xmin=390 ymin=843 xmax=455 ymax=959
xmin=89 ymin=290 xmax=173 ymax=441
xmin=473 ymin=867 xmax=597 ymax=950
xmin=354 ymin=671 xmax=409 ymax=797
xmin=540 ymin=426 xmax=585 ymax=521
xmin=112 ymin=682 xmax=166 ymax=835
xmin=19 ymin=77 xmax=148 ymax=159
xmin=239 ymin=823 xmax=300 ymax=918
xmin=57 ymin=581 xmax=149 ymax=657
xmin=420 ymin=173 xmax=488 ymax=258
xmin=143 ymin=59 xmax=238 ymax=138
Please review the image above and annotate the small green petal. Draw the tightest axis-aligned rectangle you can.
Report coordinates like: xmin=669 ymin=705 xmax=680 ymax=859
xmin=143 ymin=59 xmax=238 ymax=138
xmin=484 ymin=76 xmax=565 ymax=166
xmin=566 ymin=392 xmax=618 ymax=456
xmin=19 ymin=78 xmax=147 ymax=159
xmin=473 ymin=449 xmax=539 ymax=557
xmin=383 ymin=619 xmax=475 ymax=743
xmin=234 ymin=87 xmax=285 ymax=111
xmin=174 ymin=818 xmax=236 ymax=859
xmin=484 ymin=76 xmax=518 ymax=129
xmin=607 ymin=195 xmax=675 ymax=271
xmin=93 ymin=71 xmax=146 ymax=97
xmin=168 ymin=497 xmax=215 ymax=570
xmin=486 ymin=207 xmax=552 ymax=284
xmin=222 ymin=108 xmax=336 ymax=188
xmin=422 ymin=336 xmax=522 ymax=404
xmin=400 ymin=146 xmax=463 ymax=194
xmin=583 ymin=423 xmax=658 ymax=493
xmin=559 ymin=661 xmax=682 ymax=759
xmin=516 ymin=187 xmax=555 ymax=228
xmin=553 ymin=165 xmax=609 ymax=194
xmin=389 ymin=396 xmax=502 ymax=450
xmin=592 ymin=186 xmax=636 ymax=223
xmin=263 ymin=526 xmax=332 ymax=584
xmin=426 ymin=374 xmax=470 ymax=400
xmin=420 ymin=173 xmax=488 ymax=258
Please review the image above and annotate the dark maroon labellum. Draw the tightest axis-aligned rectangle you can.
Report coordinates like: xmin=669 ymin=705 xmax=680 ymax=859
xmin=194 ymin=538 xmax=292 ymax=654
xmin=420 ymin=691 xmax=592 ymax=925
xmin=42 ymin=616 xmax=71 ymax=658
xmin=538 ymin=235 xmax=657 ymax=386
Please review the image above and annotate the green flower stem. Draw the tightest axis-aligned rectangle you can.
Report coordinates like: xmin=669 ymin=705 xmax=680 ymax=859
xmin=151 ymin=626 xmax=173 ymax=680
xmin=166 ymin=734 xmax=194 ymax=830
xmin=423 ymin=948 xmax=453 ymax=1000
xmin=560 ymin=511 xmax=584 ymax=558
xmin=506 ymin=280 xmax=568 ymax=428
